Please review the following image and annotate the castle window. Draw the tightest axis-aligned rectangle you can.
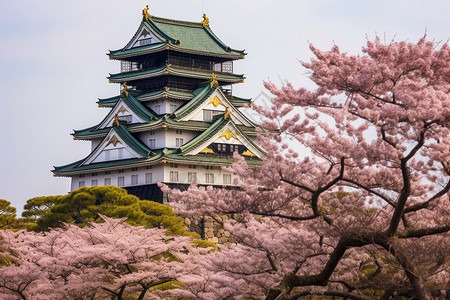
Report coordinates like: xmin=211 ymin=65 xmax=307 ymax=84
xmin=104 ymin=178 xmax=111 ymax=185
xmin=119 ymin=169 xmax=125 ymax=173
xmin=203 ymin=109 xmax=221 ymax=122
xmin=118 ymin=176 xmax=125 ymax=186
xmin=170 ymin=104 xmax=177 ymax=113
xmin=170 ymin=171 xmax=178 ymax=182
xmin=205 ymin=173 xmax=214 ymax=184
xmin=223 ymin=174 xmax=232 ymax=185
xmin=145 ymin=173 xmax=153 ymax=183
xmin=91 ymin=180 xmax=98 ymax=186
xmin=79 ymin=181 xmax=85 ymax=188
xmin=188 ymin=172 xmax=197 ymax=183
xmin=189 ymin=165 xmax=196 ymax=169
xmin=176 ymin=130 xmax=182 ymax=134
xmin=118 ymin=115 xmax=132 ymax=123
xmin=131 ymin=175 xmax=138 ymax=185
xmin=170 ymin=163 xmax=178 ymax=168
xmin=79 ymin=174 xmax=85 ymax=178
xmin=105 ymin=171 xmax=111 ymax=175
xmin=131 ymin=167 xmax=138 ymax=171
xmin=146 ymin=166 xmax=152 ymax=170
xmin=149 ymin=139 xmax=156 ymax=149
xmin=176 ymin=138 xmax=184 ymax=147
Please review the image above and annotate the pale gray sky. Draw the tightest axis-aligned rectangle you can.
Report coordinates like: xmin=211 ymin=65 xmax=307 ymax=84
xmin=0 ymin=0 xmax=449 ymax=214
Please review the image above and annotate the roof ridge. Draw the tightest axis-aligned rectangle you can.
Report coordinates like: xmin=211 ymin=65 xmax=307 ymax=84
xmin=151 ymin=16 xmax=204 ymax=28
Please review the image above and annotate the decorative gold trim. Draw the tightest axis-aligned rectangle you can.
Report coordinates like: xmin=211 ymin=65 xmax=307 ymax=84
xmin=113 ymin=113 xmax=120 ymax=127
xmin=122 ymin=82 xmax=129 ymax=97
xmin=118 ymin=105 xmax=128 ymax=115
xmin=208 ymin=96 xmax=225 ymax=107
xmin=106 ymin=135 xmax=122 ymax=147
xmin=200 ymin=147 xmax=215 ymax=154
xmin=242 ymin=150 xmax=256 ymax=157
xmin=201 ymin=13 xmax=209 ymax=26
xmin=219 ymin=129 xmax=237 ymax=141
xmin=210 ymin=73 xmax=218 ymax=88
xmin=142 ymin=5 xmax=152 ymax=21
xmin=224 ymin=107 xmax=231 ymax=120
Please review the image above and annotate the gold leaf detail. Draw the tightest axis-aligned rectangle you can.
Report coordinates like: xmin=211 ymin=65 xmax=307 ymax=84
xmin=242 ymin=150 xmax=256 ymax=157
xmin=208 ymin=96 xmax=225 ymax=107
xmin=118 ymin=106 xmax=128 ymax=115
xmin=219 ymin=129 xmax=237 ymax=141
xmin=106 ymin=135 xmax=122 ymax=147
xmin=200 ymin=147 xmax=215 ymax=154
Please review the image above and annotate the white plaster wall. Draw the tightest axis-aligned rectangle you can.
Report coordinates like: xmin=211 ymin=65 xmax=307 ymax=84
xmin=91 ymin=138 xmax=102 ymax=151
xmin=165 ymin=129 xmax=198 ymax=148
xmin=92 ymin=147 xmax=136 ymax=163
xmin=70 ymin=165 xmax=165 ymax=191
xmin=163 ymin=164 xmax=238 ymax=186
xmin=138 ymin=130 xmax=166 ymax=149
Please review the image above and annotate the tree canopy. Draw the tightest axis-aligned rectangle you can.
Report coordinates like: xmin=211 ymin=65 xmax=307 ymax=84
xmin=26 ymin=186 xmax=195 ymax=237
xmin=164 ymin=36 xmax=450 ymax=299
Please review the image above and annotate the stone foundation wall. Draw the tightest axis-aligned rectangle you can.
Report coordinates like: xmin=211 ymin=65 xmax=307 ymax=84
xmin=184 ymin=216 xmax=234 ymax=244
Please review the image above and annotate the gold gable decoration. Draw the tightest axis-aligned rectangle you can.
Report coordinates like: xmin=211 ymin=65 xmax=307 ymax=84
xmin=200 ymin=147 xmax=215 ymax=154
xmin=242 ymin=150 xmax=256 ymax=157
xmin=219 ymin=129 xmax=237 ymax=141
xmin=106 ymin=135 xmax=122 ymax=147
xmin=118 ymin=105 xmax=129 ymax=115
xmin=208 ymin=96 xmax=225 ymax=108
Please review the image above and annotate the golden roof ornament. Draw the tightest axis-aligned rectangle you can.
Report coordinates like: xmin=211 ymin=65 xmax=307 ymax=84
xmin=202 ymin=13 xmax=209 ymax=26
xmin=210 ymin=73 xmax=218 ymax=88
xmin=142 ymin=5 xmax=152 ymax=21
xmin=113 ymin=113 xmax=120 ymax=127
xmin=224 ymin=107 xmax=231 ymax=119
xmin=122 ymin=82 xmax=129 ymax=97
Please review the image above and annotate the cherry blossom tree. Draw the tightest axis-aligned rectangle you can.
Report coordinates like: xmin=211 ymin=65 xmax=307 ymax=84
xmin=165 ymin=36 xmax=449 ymax=299
xmin=0 ymin=215 xmax=210 ymax=299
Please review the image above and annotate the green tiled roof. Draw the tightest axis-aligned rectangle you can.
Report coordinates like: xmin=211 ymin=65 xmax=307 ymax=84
xmin=113 ymin=125 xmax=151 ymax=158
xmin=137 ymin=89 xmax=194 ymax=101
xmin=123 ymin=93 xmax=157 ymax=122
xmin=109 ymin=16 xmax=245 ymax=60
xmin=172 ymin=84 xmax=215 ymax=119
xmin=73 ymin=117 xmax=212 ymax=140
xmin=226 ymin=95 xmax=252 ymax=107
xmin=54 ymin=126 xmax=153 ymax=175
xmin=165 ymin=153 xmax=262 ymax=167
xmin=180 ymin=117 xmax=230 ymax=154
xmin=108 ymin=64 xmax=244 ymax=84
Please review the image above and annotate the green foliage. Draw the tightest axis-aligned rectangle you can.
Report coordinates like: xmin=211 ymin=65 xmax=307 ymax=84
xmin=22 ymin=196 xmax=59 ymax=220
xmin=31 ymin=186 xmax=193 ymax=236
xmin=190 ymin=239 xmax=218 ymax=252
xmin=152 ymin=280 xmax=183 ymax=291
xmin=0 ymin=199 xmax=18 ymax=229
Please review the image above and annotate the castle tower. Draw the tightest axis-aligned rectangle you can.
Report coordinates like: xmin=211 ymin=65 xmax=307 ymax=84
xmin=53 ymin=8 xmax=264 ymax=203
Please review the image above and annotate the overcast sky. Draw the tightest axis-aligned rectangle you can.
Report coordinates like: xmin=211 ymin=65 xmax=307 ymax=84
xmin=0 ymin=0 xmax=449 ymax=214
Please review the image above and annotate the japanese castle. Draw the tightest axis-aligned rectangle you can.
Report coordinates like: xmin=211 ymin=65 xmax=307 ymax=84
xmin=53 ymin=8 xmax=264 ymax=203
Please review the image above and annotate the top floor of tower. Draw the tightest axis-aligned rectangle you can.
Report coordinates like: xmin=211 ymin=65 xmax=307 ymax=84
xmin=107 ymin=8 xmax=246 ymax=95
